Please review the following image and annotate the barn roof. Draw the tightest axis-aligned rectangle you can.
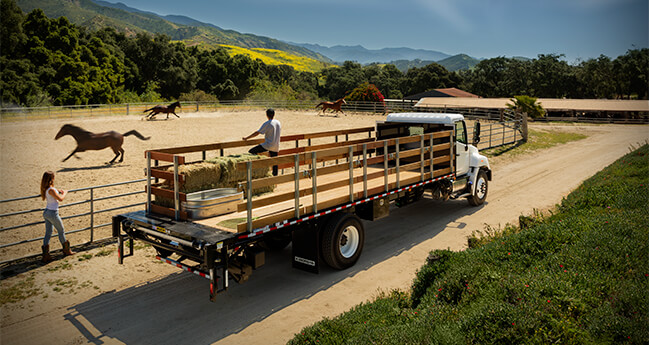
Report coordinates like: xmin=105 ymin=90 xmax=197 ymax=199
xmin=415 ymin=97 xmax=649 ymax=112
xmin=404 ymin=88 xmax=479 ymax=100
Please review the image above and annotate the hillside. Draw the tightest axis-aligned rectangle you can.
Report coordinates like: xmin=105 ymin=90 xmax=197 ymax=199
xmin=15 ymin=0 xmax=332 ymax=62
xmin=437 ymin=53 xmax=480 ymax=71
xmin=386 ymin=54 xmax=480 ymax=72
xmin=217 ymin=45 xmax=333 ymax=72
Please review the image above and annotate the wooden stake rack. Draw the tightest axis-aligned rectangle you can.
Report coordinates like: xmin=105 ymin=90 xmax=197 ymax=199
xmin=144 ymin=126 xmax=374 ymax=220
xmin=142 ymin=126 xmax=454 ymax=234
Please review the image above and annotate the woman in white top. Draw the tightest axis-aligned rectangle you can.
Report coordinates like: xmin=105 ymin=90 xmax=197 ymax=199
xmin=40 ymin=171 xmax=74 ymax=263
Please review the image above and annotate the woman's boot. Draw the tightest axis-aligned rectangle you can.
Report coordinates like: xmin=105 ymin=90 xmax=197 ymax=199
xmin=62 ymin=241 xmax=75 ymax=256
xmin=41 ymin=244 xmax=52 ymax=263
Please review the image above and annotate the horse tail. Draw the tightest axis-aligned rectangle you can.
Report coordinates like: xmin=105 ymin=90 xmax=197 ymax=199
xmin=123 ymin=130 xmax=150 ymax=141
xmin=315 ymin=102 xmax=324 ymax=108
xmin=143 ymin=107 xmax=153 ymax=113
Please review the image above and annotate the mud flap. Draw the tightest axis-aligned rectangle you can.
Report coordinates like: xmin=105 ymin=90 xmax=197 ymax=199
xmin=291 ymin=220 xmax=321 ymax=274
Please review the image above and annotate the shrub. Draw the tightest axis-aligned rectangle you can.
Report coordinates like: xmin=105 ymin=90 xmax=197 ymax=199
xmin=346 ymin=82 xmax=385 ymax=104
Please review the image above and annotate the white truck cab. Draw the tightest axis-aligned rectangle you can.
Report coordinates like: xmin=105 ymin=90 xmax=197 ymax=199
xmin=378 ymin=112 xmax=491 ymax=206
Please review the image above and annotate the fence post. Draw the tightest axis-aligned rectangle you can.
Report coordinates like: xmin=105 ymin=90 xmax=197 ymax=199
xmin=489 ymin=124 xmax=493 ymax=148
xmin=521 ymin=113 xmax=529 ymax=142
xmin=90 ymin=188 xmax=94 ymax=242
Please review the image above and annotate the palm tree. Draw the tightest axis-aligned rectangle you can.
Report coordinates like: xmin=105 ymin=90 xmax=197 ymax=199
xmin=507 ymin=95 xmax=546 ymax=119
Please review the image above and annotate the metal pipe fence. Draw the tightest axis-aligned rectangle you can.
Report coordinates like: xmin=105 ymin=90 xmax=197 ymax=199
xmin=4 ymin=100 xmax=644 ymax=123
xmin=0 ymin=179 xmax=148 ymax=265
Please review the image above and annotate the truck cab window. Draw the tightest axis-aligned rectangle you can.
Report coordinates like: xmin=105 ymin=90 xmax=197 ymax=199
xmin=455 ymin=121 xmax=467 ymax=144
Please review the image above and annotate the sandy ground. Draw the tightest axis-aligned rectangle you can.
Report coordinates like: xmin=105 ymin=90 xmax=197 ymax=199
xmin=0 ymin=111 xmax=647 ymax=345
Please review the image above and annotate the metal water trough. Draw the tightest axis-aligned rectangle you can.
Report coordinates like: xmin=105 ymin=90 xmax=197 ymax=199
xmin=181 ymin=188 xmax=243 ymax=219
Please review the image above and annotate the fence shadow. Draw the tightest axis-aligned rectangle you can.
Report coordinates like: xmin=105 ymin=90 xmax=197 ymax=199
xmin=62 ymin=198 xmax=483 ymax=345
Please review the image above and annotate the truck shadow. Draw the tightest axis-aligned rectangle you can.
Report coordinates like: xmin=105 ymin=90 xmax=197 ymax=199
xmin=64 ymin=197 xmax=484 ymax=345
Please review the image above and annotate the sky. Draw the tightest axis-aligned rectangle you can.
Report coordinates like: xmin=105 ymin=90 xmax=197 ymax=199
xmin=107 ymin=0 xmax=648 ymax=63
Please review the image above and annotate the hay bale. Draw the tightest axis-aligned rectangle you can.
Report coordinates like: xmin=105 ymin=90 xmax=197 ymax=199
xmin=155 ymin=154 xmax=274 ymax=208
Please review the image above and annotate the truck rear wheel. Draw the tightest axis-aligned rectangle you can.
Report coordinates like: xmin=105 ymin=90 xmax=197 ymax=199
xmin=468 ymin=169 xmax=488 ymax=206
xmin=321 ymin=213 xmax=365 ymax=270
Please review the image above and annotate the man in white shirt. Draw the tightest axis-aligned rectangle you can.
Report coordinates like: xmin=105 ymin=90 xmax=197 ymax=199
xmin=243 ymin=108 xmax=281 ymax=176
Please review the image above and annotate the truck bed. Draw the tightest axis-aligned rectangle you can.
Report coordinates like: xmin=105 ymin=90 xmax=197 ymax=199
xmin=195 ymin=163 xmax=452 ymax=233
xmin=118 ymin=210 xmax=235 ymax=245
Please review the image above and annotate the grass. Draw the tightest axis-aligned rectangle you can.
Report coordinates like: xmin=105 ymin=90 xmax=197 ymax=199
xmin=483 ymin=129 xmax=588 ymax=157
xmin=0 ymin=274 xmax=41 ymax=305
xmin=288 ymin=144 xmax=649 ymax=344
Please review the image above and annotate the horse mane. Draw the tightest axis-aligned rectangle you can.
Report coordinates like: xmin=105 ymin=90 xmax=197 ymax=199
xmin=60 ymin=124 xmax=93 ymax=140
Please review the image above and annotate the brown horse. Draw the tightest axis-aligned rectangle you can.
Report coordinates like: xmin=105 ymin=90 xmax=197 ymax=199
xmin=55 ymin=124 xmax=150 ymax=164
xmin=143 ymin=101 xmax=181 ymax=120
xmin=316 ymin=98 xmax=346 ymax=116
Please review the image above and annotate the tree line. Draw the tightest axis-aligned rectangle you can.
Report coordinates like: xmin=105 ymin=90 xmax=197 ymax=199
xmin=1 ymin=0 xmax=647 ymax=108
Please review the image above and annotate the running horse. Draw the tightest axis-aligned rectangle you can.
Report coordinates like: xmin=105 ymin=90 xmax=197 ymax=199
xmin=143 ymin=101 xmax=181 ymax=120
xmin=316 ymin=98 xmax=346 ymax=116
xmin=55 ymin=124 xmax=150 ymax=164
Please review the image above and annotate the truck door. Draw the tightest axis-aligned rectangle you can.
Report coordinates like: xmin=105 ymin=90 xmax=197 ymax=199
xmin=455 ymin=120 xmax=470 ymax=176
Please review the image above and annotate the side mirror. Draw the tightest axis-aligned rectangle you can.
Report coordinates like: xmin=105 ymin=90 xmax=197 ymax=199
xmin=473 ymin=122 xmax=481 ymax=145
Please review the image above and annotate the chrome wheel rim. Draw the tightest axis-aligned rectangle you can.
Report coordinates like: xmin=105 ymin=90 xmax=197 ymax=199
xmin=340 ymin=226 xmax=360 ymax=258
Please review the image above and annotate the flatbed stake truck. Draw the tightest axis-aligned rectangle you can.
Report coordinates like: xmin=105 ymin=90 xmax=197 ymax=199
xmin=113 ymin=113 xmax=491 ymax=301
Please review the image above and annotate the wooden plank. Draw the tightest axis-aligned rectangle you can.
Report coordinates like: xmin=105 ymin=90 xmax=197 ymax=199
xmin=150 ymin=168 xmax=185 ymax=183
xmin=150 ymin=203 xmax=188 ymax=220
xmin=146 ymin=151 xmax=185 ymax=164
xmin=280 ymin=134 xmax=305 ymax=141
xmin=301 ymin=126 xmax=374 ymax=140
xmin=148 ymin=186 xmax=187 ymax=202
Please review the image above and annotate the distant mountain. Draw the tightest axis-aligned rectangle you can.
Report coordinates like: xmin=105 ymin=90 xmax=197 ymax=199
xmin=292 ymin=43 xmax=451 ymax=65
xmin=436 ymin=54 xmax=480 ymax=71
xmin=16 ymin=0 xmax=332 ymax=62
xmin=389 ymin=59 xmax=437 ymax=72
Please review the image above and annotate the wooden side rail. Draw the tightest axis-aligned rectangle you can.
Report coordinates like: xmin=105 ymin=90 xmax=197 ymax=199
xmin=150 ymin=168 xmax=186 ymax=184
xmin=150 ymin=204 xmax=188 ymax=220
xmin=235 ymin=168 xmax=453 ymax=232
xmin=145 ymin=151 xmax=186 ymax=164
xmin=279 ymin=137 xmax=374 ymax=156
xmin=234 ymin=131 xmax=453 ymax=232
xmin=237 ymin=132 xmax=452 ymax=171
xmin=147 ymin=126 xmax=375 ymax=155
xmin=148 ymin=185 xmax=187 ymax=202
xmin=236 ymin=154 xmax=451 ymax=213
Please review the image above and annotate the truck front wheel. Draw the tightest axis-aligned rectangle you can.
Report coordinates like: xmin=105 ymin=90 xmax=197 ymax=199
xmin=468 ymin=169 xmax=488 ymax=206
xmin=321 ymin=213 xmax=365 ymax=270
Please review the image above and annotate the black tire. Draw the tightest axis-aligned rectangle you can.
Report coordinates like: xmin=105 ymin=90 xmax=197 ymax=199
xmin=321 ymin=213 xmax=365 ymax=270
xmin=259 ymin=232 xmax=292 ymax=251
xmin=468 ymin=169 xmax=488 ymax=206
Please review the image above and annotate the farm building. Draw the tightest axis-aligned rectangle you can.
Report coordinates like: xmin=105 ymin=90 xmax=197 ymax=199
xmin=403 ymin=88 xmax=479 ymax=101
xmin=414 ymin=97 xmax=649 ymax=122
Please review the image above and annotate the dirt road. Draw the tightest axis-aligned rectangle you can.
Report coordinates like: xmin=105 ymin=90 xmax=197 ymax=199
xmin=1 ymin=121 xmax=647 ymax=345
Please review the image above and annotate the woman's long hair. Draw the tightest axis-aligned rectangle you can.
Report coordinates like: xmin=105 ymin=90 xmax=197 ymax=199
xmin=41 ymin=171 xmax=55 ymax=200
